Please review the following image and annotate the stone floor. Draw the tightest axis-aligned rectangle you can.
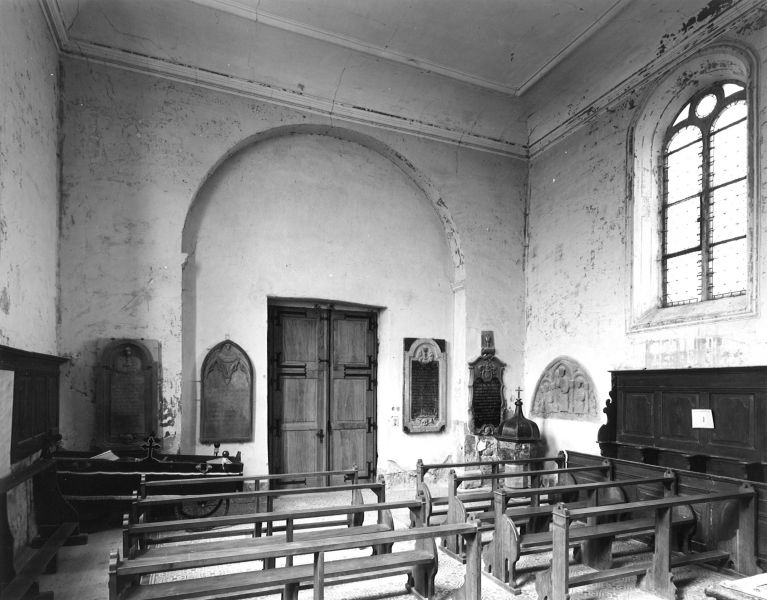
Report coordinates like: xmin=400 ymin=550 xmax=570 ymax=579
xmin=37 ymin=486 xmax=742 ymax=600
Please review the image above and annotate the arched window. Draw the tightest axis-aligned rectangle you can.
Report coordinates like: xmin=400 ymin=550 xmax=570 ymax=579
xmin=628 ymin=44 xmax=758 ymax=331
xmin=661 ymin=82 xmax=748 ymax=306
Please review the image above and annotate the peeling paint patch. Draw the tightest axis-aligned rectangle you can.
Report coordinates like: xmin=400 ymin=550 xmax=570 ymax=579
xmin=658 ymin=0 xmax=735 ymax=55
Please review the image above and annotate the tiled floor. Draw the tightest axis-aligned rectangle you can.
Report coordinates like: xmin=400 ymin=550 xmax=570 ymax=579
xmin=36 ymin=487 xmax=741 ymax=600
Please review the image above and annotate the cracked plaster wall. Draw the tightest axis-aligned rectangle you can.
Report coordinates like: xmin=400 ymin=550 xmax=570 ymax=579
xmin=525 ymin=24 xmax=767 ymax=455
xmin=58 ymin=58 xmax=526 ymax=472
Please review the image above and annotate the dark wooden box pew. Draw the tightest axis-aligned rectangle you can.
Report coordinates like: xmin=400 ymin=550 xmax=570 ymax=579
xmin=130 ymin=480 xmax=386 ymax=532
xmin=439 ymin=461 xmax=614 ymax=561
xmin=137 ymin=467 xmax=359 ymax=523
xmin=482 ymin=472 xmax=687 ymax=593
xmin=123 ymin=498 xmax=426 ymax=572
xmin=416 ymin=454 xmax=565 ymax=525
xmin=109 ymin=521 xmax=483 ymax=600
xmin=535 ymin=484 xmax=759 ymax=600
xmin=54 ymin=448 xmax=244 ymax=527
xmin=0 ymin=458 xmax=87 ymax=600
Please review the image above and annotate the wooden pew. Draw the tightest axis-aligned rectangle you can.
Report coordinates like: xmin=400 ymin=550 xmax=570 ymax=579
xmin=0 ymin=457 xmax=87 ymax=600
xmin=416 ymin=455 xmax=565 ymax=525
xmin=440 ymin=461 xmax=614 ymax=560
xmin=535 ymin=484 xmax=759 ymax=600
xmin=138 ymin=467 xmax=359 ymax=523
xmin=131 ymin=480 xmax=385 ymax=527
xmin=109 ymin=520 xmax=483 ymax=600
xmin=482 ymin=472 xmax=688 ymax=592
xmin=124 ymin=496 xmax=424 ymax=553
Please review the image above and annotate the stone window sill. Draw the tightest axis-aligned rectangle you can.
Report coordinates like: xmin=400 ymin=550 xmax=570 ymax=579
xmin=629 ymin=294 xmax=754 ymax=332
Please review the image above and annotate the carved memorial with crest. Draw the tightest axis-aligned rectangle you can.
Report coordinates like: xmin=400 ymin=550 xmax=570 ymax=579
xmin=201 ymin=340 xmax=254 ymax=443
xmin=468 ymin=332 xmax=506 ymax=434
xmin=96 ymin=339 xmax=159 ymax=450
xmin=403 ymin=338 xmax=446 ymax=433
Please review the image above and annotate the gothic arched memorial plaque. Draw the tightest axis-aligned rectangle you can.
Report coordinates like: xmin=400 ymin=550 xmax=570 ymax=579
xmin=201 ymin=341 xmax=253 ymax=443
xmin=468 ymin=352 xmax=505 ymax=434
xmin=403 ymin=338 xmax=446 ymax=433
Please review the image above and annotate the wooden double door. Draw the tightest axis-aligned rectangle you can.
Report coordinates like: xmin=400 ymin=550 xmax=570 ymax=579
xmin=267 ymin=304 xmax=378 ymax=484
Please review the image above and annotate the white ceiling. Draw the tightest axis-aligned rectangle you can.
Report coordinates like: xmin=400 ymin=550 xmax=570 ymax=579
xmin=43 ymin=0 xmax=763 ymax=156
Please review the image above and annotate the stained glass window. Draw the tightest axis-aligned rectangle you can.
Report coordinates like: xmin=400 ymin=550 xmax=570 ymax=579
xmin=661 ymin=82 xmax=748 ymax=306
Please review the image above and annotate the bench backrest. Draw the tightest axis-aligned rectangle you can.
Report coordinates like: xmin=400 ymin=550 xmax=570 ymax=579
xmin=130 ymin=481 xmax=385 ymax=523
xmin=416 ymin=454 xmax=565 ymax=486
xmin=139 ymin=467 xmax=359 ymax=497
xmin=448 ymin=462 xmax=613 ymax=497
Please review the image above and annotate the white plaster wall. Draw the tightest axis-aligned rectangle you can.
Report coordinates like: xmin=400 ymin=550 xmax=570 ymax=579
xmin=189 ymin=133 xmax=454 ymax=472
xmin=525 ymin=28 xmax=767 ymax=455
xmin=58 ymin=58 xmax=526 ymax=473
xmin=0 ymin=1 xmax=59 ymax=476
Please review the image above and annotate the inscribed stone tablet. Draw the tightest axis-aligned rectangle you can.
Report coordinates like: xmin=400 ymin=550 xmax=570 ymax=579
xmin=403 ymin=338 xmax=446 ymax=433
xmin=201 ymin=341 xmax=253 ymax=443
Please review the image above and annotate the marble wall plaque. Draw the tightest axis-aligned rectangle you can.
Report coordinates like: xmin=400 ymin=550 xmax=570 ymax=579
xmin=97 ymin=339 xmax=158 ymax=448
xmin=531 ymin=356 xmax=598 ymax=420
xmin=201 ymin=341 xmax=253 ymax=443
xmin=403 ymin=338 xmax=446 ymax=433
xmin=468 ymin=352 xmax=506 ymax=434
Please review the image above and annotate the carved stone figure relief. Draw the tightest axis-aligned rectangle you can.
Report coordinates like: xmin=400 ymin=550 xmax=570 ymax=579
xmin=531 ymin=356 xmax=598 ymax=420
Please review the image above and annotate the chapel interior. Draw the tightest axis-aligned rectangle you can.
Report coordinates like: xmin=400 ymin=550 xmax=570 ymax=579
xmin=2 ymin=1 xmax=767 ymax=599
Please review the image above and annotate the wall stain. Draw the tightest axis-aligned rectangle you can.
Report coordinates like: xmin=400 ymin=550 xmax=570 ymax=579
xmin=0 ymin=287 xmax=10 ymax=315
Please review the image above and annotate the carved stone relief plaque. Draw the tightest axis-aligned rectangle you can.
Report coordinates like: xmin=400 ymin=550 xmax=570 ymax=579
xmin=201 ymin=340 xmax=253 ymax=443
xmin=468 ymin=352 xmax=505 ymax=434
xmin=97 ymin=339 xmax=159 ymax=449
xmin=531 ymin=356 xmax=598 ymax=420
xmin=403 ymin=338 xmax=446 ymax=433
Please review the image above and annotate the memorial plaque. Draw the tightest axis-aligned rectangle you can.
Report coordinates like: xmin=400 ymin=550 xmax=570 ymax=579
xmin=97 ymin=339 xmax=158 ymax=449
xmin=403 ymin=338 xmax=446 ymax=433
xmin=201 ymin=341 xmax=253 ymax=443
xmin=468 ymin=351 xmax=505 ymax=434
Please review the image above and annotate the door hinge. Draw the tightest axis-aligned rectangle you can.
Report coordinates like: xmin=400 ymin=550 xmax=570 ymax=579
xmin=367 ymin=417 xmax=377 ymax=433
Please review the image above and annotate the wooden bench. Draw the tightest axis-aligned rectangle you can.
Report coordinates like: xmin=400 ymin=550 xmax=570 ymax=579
xmin=109 ymin=520 xmax=483 ymax=600
xmin=0 ymin=458 xmax=87 ymax=600
xmin=123 ymin=498 xmax=425 ymax=560
xmin=416 ymin=455 xmax=564 ymax=525
xmin=535 ymin=484 xmax=759 ymax=600
xmin=482 ymin=472 xmax=687 ymax=592
xmin=439 ymin=461 xmax=614 ymax=560
xmin=131 ymin=480 xmax=385 ymax=528
xmin=137 ymin=467 xmax=359 ymax=522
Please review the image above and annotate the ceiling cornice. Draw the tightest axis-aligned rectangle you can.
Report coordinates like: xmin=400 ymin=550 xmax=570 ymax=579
xmin=38 ymin=0 xmax=527 ymax=160
xmin=527 ymin=0 xmax=765 ymax=158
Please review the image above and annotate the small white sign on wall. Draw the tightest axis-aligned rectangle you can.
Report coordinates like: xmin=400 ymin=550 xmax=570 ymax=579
xmin=691 ymin=409 xmax=714 ymax=429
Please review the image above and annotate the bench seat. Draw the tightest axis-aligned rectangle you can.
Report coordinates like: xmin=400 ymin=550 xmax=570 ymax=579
xmin=122 ymin=549 xmax=434 ymax=600
xmin=142 ymin=523 xmax=392 ymax=555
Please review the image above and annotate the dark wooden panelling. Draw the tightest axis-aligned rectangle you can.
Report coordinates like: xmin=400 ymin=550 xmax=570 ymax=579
xmin=0 ymin=345 xmax=67 ymax=463
xmin=611 ymin=367 xmax=767 ymax=477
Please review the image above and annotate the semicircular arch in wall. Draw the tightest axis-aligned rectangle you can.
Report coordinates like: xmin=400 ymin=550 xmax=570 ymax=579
xmin=182 ymin=124 xmax=465 ymax=284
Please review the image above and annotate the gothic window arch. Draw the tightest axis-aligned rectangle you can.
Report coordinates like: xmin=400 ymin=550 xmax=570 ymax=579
xmin=628 ymin=44 xmax=759 ymax=330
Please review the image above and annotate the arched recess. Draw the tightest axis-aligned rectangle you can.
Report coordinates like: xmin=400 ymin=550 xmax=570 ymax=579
xmin=627 ymin=42 xmax=759 ymax=331
xmin=180 ymin=124 xmax=466 ymax=474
